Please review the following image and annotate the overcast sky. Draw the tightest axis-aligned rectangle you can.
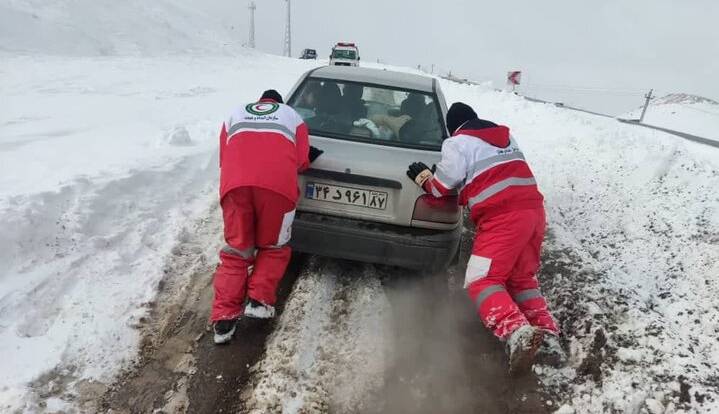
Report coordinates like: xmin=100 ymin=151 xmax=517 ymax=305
xmin=236 ymin=0 xmax=719 ymax=114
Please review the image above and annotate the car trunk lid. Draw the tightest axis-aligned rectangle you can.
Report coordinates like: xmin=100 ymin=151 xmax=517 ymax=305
xmin=298 ymin=135 xmax=441 ymax=227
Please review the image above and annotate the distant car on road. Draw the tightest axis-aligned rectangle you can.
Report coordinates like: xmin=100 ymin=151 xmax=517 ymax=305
xmin=329 ymin=42 xmax=360 ymax=67
xmin=299 ymin=48 xmax=317 ymax=59
xmin=287 ymin=66 xmax=461 ymax=271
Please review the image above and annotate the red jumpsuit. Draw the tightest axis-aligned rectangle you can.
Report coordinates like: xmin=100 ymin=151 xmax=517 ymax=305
xmin=423 ymin=119 xmax=558 ymax=340
xmin=211 ymin=99 xmax=310 ymax=321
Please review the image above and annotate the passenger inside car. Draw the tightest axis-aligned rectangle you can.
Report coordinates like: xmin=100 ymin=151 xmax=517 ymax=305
xmin=289 ymin=78 xmax=446 ymax=149
xmin=297 ymin=80 xmax=322 ymax=111
xmin=317 ymin=82 xmax=342 ymax=116
xmin=367 ymin=113 xmax=411 ymax=138
xmin=400 ymin=93 xmax=425 ymax=118
xmin=339 ymin=83 xmax=367 ymax=120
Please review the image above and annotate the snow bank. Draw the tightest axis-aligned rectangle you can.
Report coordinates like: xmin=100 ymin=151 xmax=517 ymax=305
xmin=623 ymin=93 xmax=719 ymax=142
xmin=441 ymin=82 xmax=719 ymax=413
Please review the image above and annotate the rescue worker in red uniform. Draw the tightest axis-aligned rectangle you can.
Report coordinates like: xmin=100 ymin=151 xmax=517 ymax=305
xmin=406 ymin=102 xmax=562 ymax=374
xmin=212 ymin=90 xmax=322 ymax=344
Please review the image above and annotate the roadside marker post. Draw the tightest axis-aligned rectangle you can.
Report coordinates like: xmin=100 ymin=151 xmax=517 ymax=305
xmin=507 ymin=71 xmax=522 ymax=92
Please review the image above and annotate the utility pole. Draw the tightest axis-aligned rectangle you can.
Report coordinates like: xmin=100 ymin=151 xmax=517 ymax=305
xmin=247 ymin=1 xmax=256 ymax=48
xmin=639 ymin=88 xmax=654 ymax=123
xmin=283 ymin=0 xmax=292 ymax=57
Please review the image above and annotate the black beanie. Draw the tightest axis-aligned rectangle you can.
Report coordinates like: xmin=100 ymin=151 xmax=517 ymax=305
xmin=260 ymin=89 xmax=283 ymax=104
xmin=446 ymin=102 xmax=478 ymax=135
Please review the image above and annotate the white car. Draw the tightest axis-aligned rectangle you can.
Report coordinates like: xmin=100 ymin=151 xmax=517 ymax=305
xmin=329 ymin=42 xmax=360 ymax=67
xmin=287 ymin=66 xmax=461 ymax=271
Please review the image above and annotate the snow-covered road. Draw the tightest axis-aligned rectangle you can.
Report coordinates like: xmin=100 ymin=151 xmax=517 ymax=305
xmin=2 ymin=51 xmax=718 ymax=413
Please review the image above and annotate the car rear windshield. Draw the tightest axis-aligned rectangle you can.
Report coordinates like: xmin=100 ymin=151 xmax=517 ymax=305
xmin=332 ymin=49 xmax=357 ymax=60
xmin=288 ymin=77 xmax=447 ymax=150
xmin=331 ymin=49 xmax=357 ymax=60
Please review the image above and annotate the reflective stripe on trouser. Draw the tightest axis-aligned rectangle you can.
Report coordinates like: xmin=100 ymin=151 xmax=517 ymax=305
xmin=512 ymin=288 xmax=558 ymax=335
xmin=221 ymin=245 xmax=255 ymax=259
xmin=465 ymin=208 xmax=558 ymax=339
xmin=470 ymin=283 xmax=529 ymax=340
xmin=211 ymin=186 xmax=295 ymax=321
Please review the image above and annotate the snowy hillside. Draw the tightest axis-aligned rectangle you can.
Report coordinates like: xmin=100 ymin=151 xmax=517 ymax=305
xmin=0 ymin=0 xmax=242 ymax=55
xmin=623 ymin=93 xmax=719 ymax=141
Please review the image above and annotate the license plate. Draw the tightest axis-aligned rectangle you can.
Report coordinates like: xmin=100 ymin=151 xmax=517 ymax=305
xmin=305 ymin=182 xmax=388 ymax=210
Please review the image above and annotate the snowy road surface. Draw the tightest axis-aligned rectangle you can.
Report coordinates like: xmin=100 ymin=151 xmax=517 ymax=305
xmin=101 ymin=209 xmax=551 ymax=413
xmin=2 ymin=51 xmax=718 ymax=413
xmin=618 ymin=119 xmax=719 ymax=149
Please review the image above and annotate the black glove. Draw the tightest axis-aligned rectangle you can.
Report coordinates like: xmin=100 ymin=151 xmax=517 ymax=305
xmin=309 ymin=146 xmax=323 ymax=163
xmin=406 ymin=161 xmax=433 ymax=186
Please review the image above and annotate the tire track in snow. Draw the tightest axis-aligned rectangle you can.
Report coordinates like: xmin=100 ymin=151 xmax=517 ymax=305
xmin=242 ymin=258 xmax=390 ymax=413
xmin=242 ymin=248 xmax=552 ymax=413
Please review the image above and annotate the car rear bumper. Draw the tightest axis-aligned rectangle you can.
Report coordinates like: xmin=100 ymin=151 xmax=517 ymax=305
xmin=290 ymin=211 xmax=461 ymax=271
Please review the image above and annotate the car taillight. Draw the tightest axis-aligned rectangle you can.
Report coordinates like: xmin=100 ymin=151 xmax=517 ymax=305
xmin=412 ymin=194 xmax=461 ymax=224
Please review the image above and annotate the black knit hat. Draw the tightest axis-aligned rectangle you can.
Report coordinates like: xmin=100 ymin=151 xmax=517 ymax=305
xmin=446 ymin=102 xmax=478 ymax=135
xmin=260 ymin=89 xmax=283 ymax=104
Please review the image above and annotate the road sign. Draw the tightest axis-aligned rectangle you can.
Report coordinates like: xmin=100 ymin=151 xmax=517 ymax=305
xmin=507 ymin=71 xmax=522 ymax=86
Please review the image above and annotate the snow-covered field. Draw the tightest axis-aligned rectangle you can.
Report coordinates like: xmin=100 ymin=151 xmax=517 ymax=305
xmin=0 ymin=0 xmax=242 ymax=56
xmin=623 ymin=93 xmax=719 ymax=142
xmin=2 ymin=0 xmax=719 ymax=412
xmin=0 ymin=51 xmax=320 ymax=411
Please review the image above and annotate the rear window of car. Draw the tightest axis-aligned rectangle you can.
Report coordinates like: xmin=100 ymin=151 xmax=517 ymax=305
xmin=288 ymin=77 xmax=447 ymax=151
xmin=331 ymin=49 xmax=357 ymax=60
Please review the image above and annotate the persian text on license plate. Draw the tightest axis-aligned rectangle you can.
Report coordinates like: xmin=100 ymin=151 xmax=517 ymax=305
xmin=305 ymin=183 xmax=388 ymax=210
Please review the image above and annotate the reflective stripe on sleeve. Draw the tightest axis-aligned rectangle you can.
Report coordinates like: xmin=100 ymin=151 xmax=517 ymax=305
xmin=433 ymin=169 xmax=456 ymax=188
xmin=467 ymin=177 xmax=537 ymax=208
xmin=227 ymin=122 xmax=296 ymax=144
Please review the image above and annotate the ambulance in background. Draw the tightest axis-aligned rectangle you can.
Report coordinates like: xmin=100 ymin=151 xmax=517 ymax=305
xmin=329 ymin=42 xmax=360 ymax=67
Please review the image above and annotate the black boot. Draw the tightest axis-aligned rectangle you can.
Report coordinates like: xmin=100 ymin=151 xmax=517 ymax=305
xmin=213 ymin=319 xmax=237 ymax=344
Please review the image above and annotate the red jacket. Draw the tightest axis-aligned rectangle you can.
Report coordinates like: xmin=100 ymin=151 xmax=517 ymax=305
xmin=220 ymin=99 xmax=310 ymax=202
xmin=423 ymin=119 xmax=543 ymax=222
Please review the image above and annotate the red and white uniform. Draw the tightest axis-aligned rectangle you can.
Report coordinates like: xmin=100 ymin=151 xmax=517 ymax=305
xmin=424 ymin=119 xmax=558 ymax=339
xmin=219 ymin=99 xmax=310 ymax=202
xmin=211 ymin=99 xmax=310 ymax=322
